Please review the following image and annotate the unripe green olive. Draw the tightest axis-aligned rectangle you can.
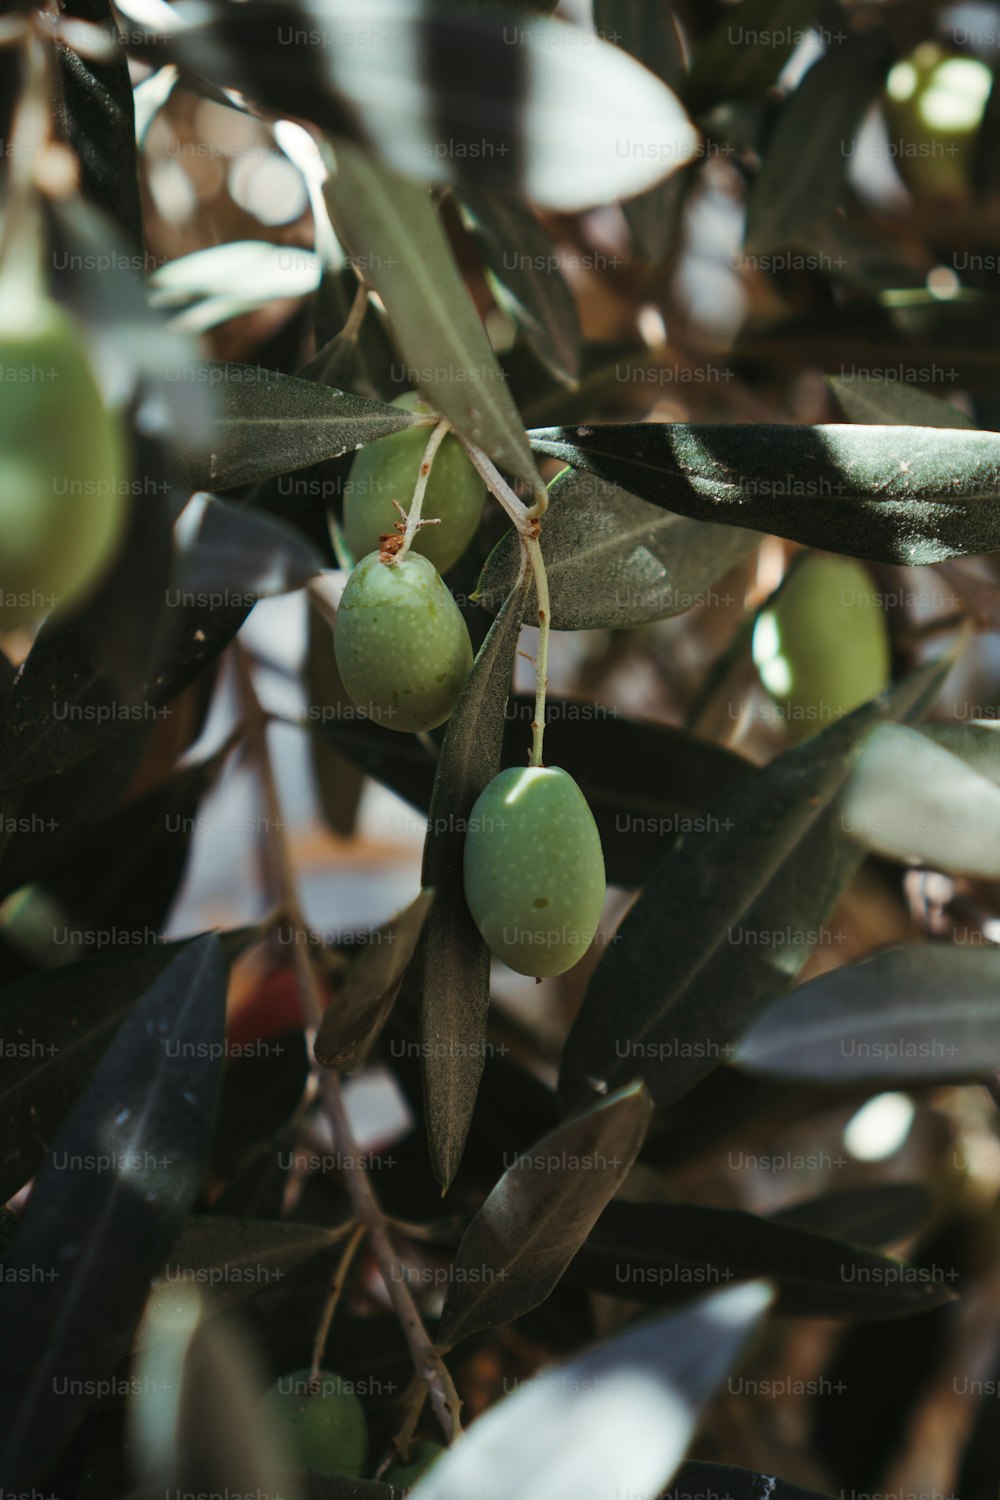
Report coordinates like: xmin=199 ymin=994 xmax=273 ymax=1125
xmin=882 ymin=44 xmax=991 ymax=203
xmin=463 ymin=765 xmax=606 ymax=978
xmin=259 ymin=1367 xmax=367 ymax=1476
xmin=752 ymin=554 xmax=891 ymax=742
xmin=382 ymin=1440 xmax=445 ymax=1489
xmin=343 ymin=392 xmax=485 ymax=573
xmin=334 ymin=550 xmax=473 ymax=733
xmin=0 ymin=295 xmax=128 ymax=629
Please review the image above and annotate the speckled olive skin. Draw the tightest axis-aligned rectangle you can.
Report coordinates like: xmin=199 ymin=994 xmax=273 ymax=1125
xmin=463 ymin=766 xmax=606 ymax=978
xmin=259 ymin=1368 xmax=366 ymax=1476
xmin=343 ymin=392 xmax=485 ymax=573
xmin=334 ymin=550 xmax=473 ymax=733
xmin=0 ymin=298 xmax=128 ymax=629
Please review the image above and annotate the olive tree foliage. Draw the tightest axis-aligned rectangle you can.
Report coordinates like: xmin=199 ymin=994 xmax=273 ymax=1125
xmin=1 ymin=0 xmax=999 ymax=1496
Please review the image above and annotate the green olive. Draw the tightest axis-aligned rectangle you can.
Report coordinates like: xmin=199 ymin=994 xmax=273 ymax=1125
xmin=259 ymin=1367 xmax=367 ymax=1477
xmin=334 ymin=549 xmax=473 ymax=733
xmin=343 ymin=392 xmax=485 ymax=573
xmin=463 ymin=765 xmax=606 ymax=978
xmin=0 ymin=295 xmax=128 ymax=629
xmin=752 ymin=554 xmax=892 ymax=742
xmin=882 ymin=44 xmax=991 ymax=202
xmin=382 ymin=1439 xmax=445 ymax=1490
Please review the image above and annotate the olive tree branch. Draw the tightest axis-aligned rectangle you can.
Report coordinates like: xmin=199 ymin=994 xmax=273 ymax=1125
xmin=232 ymin=641 xmax=463 ymax=1443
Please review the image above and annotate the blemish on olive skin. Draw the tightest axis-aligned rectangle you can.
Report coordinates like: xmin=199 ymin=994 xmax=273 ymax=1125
xmin=534 ymin=897 xmax=549 ymax=908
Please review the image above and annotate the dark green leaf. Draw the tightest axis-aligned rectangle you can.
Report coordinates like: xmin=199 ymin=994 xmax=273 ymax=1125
xmin=324 ymin=144 xmax=545 ymax=497
xmin=744 ymin=32 xmax=893 ymax=254
xmin=174 ymin=495 xmax=323 ymax=600
xmin=736 ymin=944 xmax=1000 ymax=1082
xmin=406 ymin=1282 xmax=772 ymax=1500
xmin=134 ymin=1 xmax=699 ymax=211
xmin=829 ymin=374 xmax=976 ymax=429
xmin=841 ymin=723 xmax=1000 ymax=877
xmin=149 ymin=1218 xmax=348 ymax=1320
xmin=528 ymin=421 xmax=1000 ymax=564
xmin=438 ymin=1082 xmax=652 ymax=1346
xmin=559 ymin=658 xmax=950 ymax=1113
xmin=315 ymin=890 xmax=434 ymax=1071
xmin=0 ymin=937 xmax=228 ymax=1484
xmin=771 ymin=1183 xmax=932 ymax=1248
xmin=684 ymin=0 xmax=816 ymax=113
xmin=179 ymin=366 xmax=423 ymax=492
xmin=418 ymin=570 xmax=531 ymax=1190
xmin=477 ymin=468 xmax=759 ymax=628
xmin=671 ymin=1460 xmax=837 ymax=1500
xmin=457 ymin=188 xmax=581 ymax=387
xmin=572 ymin=1201 xmax=956 ymax=1319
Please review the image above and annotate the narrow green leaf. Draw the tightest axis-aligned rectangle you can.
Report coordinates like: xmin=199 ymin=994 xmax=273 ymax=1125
xmin=148 ymin=1218 xmax=348 ymax=1320
xmin=842 ymin=723 xmax=1000 ymax=877
xmin=324 ymin=144 xmax=545 ymax=498
xmin=477 ymin=468 xmax=759 ymax=629
xmin=736 ymin=944 xmax=1000 ymax=1082
xmin=412 ymin=1283 xmax=772 ymax=1500
xmin=0 ymin=937 xmax=228 ymax=1485
xmin=528 ymin=421 xmax=1000 ymax=564
xmin=829 ymin=374 xmax=976 ymax=429
xmin=418 ymin=571 xmax=532 ymax=1189
xmin=559 ymin=657 xmax=951 ymax=1113
xmin=438 ymin=1082 xmax=653 ymax=1346
xmin=771 ymin=1183 xmax=932 ymax=1248
xmin=684 ymin=0 xmax=816 ymax=113
xmin=745 ymin=32 xmax=893 ymax=254
xmin=179 ymin=366 xmax=423 ymax=491
xmin=457 ymin=188 xmax=581 ymax=388
xmin=315 ymin=890 xmax=434 ymax=1072
xmin=572 ymin=1201 xmax=957 ymax=1319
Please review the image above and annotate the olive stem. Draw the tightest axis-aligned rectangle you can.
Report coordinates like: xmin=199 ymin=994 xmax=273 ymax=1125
xmin=232 ymin=643 xmax=463 ymax=1445
xmin=456 ymin=437 xmax=552 ymax=766
xmin=310 ymin=1220 xmax=366 ymax=1382
xmin=394 ymin=418 xmax=452 ymax=564
xmin=524 ymin=533 xmax=551 ymax=768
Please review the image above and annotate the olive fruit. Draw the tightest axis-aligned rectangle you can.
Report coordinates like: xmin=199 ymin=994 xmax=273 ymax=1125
xmin=382 ymin=1440 xmax=445 ymax=1489
xmin=752 ymin=555 xmax=891 ymax=742
xmin=463 ymin=766 xmax=606 ymax=978
xmin=0 ymin=294 xmax=128 ymax=629
xmin=882 ymin=43 xmax=991 ymax=202
xmin=334 ymin=550 xmax=473 ymax=732
xmin=343 ymin=392 xmax=485 ymax=573
xmin=259 ymin=1367 xmax=366 ymax=1476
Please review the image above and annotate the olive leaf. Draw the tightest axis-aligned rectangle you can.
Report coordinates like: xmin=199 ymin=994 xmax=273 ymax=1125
xmin=125 ymin=0 xmax=699 ymax=212
xmin=528 ymin=421 xmax=1000 ymax=564
xmin=0 ymin=938 xmax=217 ymax=1203
xmin=476 ymin=468 xmax=759 ymax=629
xmin=841 ymin=723 xmax=1000 ymax=878
xmin=684 ymin=0 xmax=815 ymax=113
xmin=410 ymin=1283 xmax=772 ymax=1500
xmin=456 ymin=188 xmax=581 ymax=388
xmin=669 ymin=1462 xmax=837 ymax=1500
xmin=178 ymin=365 xmax=423 ymax=492
xmin=559 ymin=656 xmax=950 ymax=1113
xmin=744 ymin=30 xmax=893 ymax=254
xmin=829 ymin=374 xmax=976 ymax=429
xmin=323 ymin=143 xmax=545 ymax=498
xmin=735 ymin=944 xmax=1000 ymax=1083
xmin=0 ymin=937 xmax=228 ymax=1485
xmin=593 ymin=0 xmax=689 ymax=264
xmin=418 ymin=571 xmax=531 ymax=1190
xmin=173 ymin=494 xmax=324 ymax=600
xmin=771 ymin=1184 xmax=932 ymax=1248
xmin=438 ymin=1082 xmax=653 ymax=1347
xmin=571 ymin=1201 xmax=957 ymax=1319
xmin=315 ymin=889 xmax=434 ymax=1072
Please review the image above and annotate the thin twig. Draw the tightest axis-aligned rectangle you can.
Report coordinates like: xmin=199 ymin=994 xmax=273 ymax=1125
xmin=310 ymin=1221 xmax=366 ymax=1381
xmin=232 ymin=642 xmax=463 ymax=1443
xmin=394 ymin=418 xmax=451 ymax=563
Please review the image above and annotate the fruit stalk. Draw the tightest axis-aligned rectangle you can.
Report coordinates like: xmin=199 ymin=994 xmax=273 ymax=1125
xmin=458 ymin=436 xmax=553 ymax=765
xmin=232 ymin=643 xmax=463 ymax=1443
xmin=393 ymin=417 xmax=452 ymax=564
